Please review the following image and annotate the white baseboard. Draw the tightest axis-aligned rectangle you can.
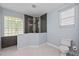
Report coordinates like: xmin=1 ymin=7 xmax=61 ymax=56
xmin=17 ymin=45 xmax=39 ymax=49
xmin=47 ymin=42 xmax=59 ymax=49
xmin=17 ymin=42 xmax=59 ymax=50
xmin=28 ymin=45 xmax=39 ymax=47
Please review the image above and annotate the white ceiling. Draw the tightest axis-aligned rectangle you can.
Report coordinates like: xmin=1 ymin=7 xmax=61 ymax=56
xmin=0 ymin=3 xmax=65 ymax=17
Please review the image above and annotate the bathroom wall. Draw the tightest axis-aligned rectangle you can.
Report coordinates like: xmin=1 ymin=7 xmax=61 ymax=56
xmin=47 ymin=4 xmax=79 ymax=49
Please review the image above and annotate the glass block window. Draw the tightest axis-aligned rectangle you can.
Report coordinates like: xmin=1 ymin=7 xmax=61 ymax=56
xmin=4 ymin=16 xmax=24 ymax=36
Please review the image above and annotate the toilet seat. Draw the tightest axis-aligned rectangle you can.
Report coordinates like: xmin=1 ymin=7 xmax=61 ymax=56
xmin=59 ymin=45 xmax=69 ymax=53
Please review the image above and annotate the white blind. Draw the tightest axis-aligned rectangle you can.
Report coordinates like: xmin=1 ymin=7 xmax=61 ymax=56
xmin=60 ymin=7 xmax=75 ymax=26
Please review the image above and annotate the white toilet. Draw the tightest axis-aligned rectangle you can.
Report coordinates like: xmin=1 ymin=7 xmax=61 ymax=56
xmin=59 ymin=39 xmax=72 ymax=56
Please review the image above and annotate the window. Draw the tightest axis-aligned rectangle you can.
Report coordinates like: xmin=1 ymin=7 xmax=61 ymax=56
xmin=4 ymin=16 xmax=24 ymax=36
xmin=60 ymin=7 xmax=75 ymax=26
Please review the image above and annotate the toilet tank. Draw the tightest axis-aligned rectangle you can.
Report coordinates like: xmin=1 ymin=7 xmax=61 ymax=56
xmin=61 ymin=39 xmax=72 ymax=47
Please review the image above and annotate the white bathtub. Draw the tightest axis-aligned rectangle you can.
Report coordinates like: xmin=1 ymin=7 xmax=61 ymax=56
xmin=17 ymin=33 xmax=47 ymax=48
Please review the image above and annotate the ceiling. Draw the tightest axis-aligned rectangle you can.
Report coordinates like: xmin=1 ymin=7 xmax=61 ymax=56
xmin=0 ymin=3 xmax=65 ymax=17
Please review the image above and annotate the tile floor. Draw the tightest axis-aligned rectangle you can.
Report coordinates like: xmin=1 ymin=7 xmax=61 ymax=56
xmin=0 ymin=44 xmax=60 ymax=56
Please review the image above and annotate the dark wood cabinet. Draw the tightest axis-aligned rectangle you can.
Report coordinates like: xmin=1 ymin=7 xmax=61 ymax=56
xmin=24 ymin=14 xmax=47 ymax=33
xmin=24 ymin=15 xmax=33 ymax=33
xmin=1 ymin=36 xmax=17 ymax=48
xmin=35 ymin=17 xmax=39 ymax=33
xmin=40 ymin=14 xmax=47 ymax=32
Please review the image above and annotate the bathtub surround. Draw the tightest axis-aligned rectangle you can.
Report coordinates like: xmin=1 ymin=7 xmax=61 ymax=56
xmin=17 ymin=33 xmax=47 ymax=49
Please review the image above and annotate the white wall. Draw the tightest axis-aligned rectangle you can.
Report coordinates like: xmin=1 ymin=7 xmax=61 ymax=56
xmin=47 ymin=4 xmax=79 ymax=49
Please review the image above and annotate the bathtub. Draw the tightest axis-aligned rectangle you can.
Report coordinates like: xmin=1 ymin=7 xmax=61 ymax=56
xmin=17 ymin=33 xmax=47 ymax=48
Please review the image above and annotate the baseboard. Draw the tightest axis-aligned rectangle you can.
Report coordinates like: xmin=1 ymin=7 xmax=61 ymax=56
xmin=47 ymin=42 xmax=59 ymax=49
xmin=17 ymin=42 xmax=59 ymax=49
xmin=17 ymin=45 xmax=39 ymax=49
xmin=28 ymin=45 xmax=39 ymax=47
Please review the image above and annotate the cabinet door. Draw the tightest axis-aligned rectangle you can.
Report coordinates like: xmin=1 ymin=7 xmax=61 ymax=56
xmin=40 ymin=14 xmax=47 ymax=32
xmin=24 ymin=15 xmax=33 ymax=33
xmin=35 ymin=17 xmax=39 ymax=33
xmin=1 ymin=36 xmax=17 ymax=48
xmin=24 ymin=15 xmax=28 ymax=33
xmin=28 ymin=17 xmax=33 ymax=33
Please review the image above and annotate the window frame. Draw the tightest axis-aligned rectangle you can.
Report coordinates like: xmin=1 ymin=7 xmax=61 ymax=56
xmin=58 ymin=5 xmax=77 ymax=27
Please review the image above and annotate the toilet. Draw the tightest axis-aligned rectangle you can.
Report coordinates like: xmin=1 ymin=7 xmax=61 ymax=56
xmin=59 ymin=39 xmax=72 ymax=56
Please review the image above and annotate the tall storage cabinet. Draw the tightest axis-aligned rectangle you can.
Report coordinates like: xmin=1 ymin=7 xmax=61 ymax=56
xmin=40 ymin=14 xmax=47 ymax=33
xmin=24 ymin=13 xmax=47 ymax=33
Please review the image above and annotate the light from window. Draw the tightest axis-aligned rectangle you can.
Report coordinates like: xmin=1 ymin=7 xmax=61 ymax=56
xmin=4 ymin=16 xmax=24 ymax=36
xmin=60 ymin=7 xmax=75 ymax=26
